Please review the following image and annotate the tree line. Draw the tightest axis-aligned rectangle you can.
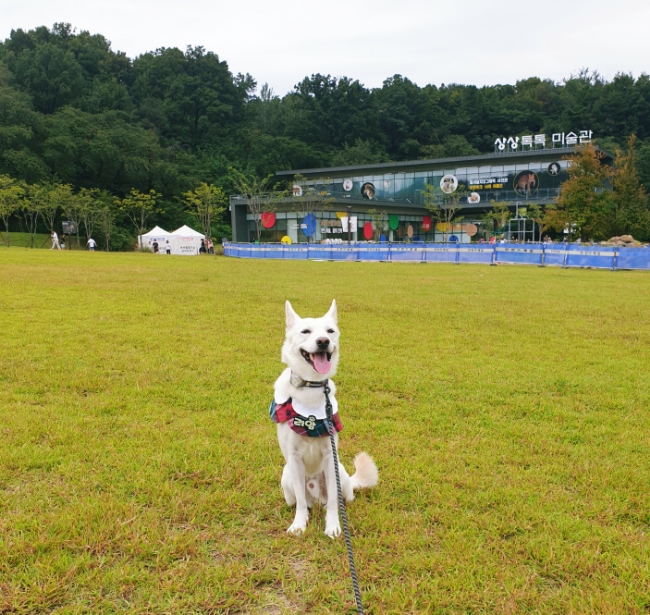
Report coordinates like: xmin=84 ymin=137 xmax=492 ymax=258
xmin=1 ymin=23 xmax=650 ymax=246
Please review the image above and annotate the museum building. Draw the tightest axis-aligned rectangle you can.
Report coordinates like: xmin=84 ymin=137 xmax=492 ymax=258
xmin=229 ymin=134 xmax=611 ymax=243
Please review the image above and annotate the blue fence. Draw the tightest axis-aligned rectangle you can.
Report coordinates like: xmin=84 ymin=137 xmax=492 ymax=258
xmin=223 ymin=242 xmax=650 ymax=270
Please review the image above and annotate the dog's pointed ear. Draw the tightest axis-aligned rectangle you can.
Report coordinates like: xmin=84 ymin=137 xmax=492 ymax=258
xmin=325 ymin=299 xmax=337 ymax=324
xmin=286 ymin=301 xmax=300 ymax=329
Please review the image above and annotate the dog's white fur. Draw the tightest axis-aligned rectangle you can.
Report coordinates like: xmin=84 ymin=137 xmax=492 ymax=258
xmin=274 ymin=300 xmax=378 ymax=537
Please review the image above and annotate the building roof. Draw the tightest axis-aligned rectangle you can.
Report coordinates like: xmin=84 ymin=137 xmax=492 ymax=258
xmin=276 ymin=146 xmax=613 ymax=178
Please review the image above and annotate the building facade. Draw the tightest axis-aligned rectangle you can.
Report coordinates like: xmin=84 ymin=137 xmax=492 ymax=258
xmin=229 ymin=144 xmax=612 ymax=244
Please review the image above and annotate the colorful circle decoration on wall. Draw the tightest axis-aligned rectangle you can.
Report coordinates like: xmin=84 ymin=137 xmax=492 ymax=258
xmin=261 ymin=212 xmax=276 ymax=229
xmin=547 ymin=162 xmax=561 ymax=176
xmin=422 ymin=216 xmax=432 ymax=231
xmin=407 ymin=225 xmax=414 ymax=238
xmin=292 ymin=185 xmax=303 ymax=197
xmin=389 ymin=214 xmax=399 ymax=230
xmin=281 ymin=236 xmax=292 ymax=244
xmin=342 ymin=179 xmax=353 ymax=191
xmin=440 ymin=174 xmax=458 ymax=194
xmin=513 ymin=171 xmax=539 ymax=196
xmin=436 ymin=222 xmax=451 ymax=232
xmin=468 ymin=192 xmax=481 ymax=204
xmin=384 ymin=179 xmax=391 ymax=188
xmin=302 ymin=213 xmax=317 ymax=237
xmin=464 ymin=223 xmax=478 ymax=237
xmin=360 ymin=182 xmax=375 ymax=200
xmin=363 ymin=222 xmax=373 ymax=240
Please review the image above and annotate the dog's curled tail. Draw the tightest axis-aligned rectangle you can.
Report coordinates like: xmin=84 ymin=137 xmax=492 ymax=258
xmin=350 ymin=452 xmax=379 ymax=491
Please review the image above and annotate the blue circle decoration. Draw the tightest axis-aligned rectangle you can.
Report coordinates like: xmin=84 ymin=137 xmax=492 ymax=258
xmin=449 ymin=235 xmax=459 ymax=243
xmin=302 ymin=213 xmax=317 ymax=238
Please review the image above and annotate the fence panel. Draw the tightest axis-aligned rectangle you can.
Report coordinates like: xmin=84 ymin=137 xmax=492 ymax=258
xmin=281 ymin=245 xmax=308 ymax=260
xmin=329 ymin=246 xmax=359 ymax=261
xmin=390 ymin=245 xmax=425 ymax=262
xmin=265 ymin=244 xmax=285 ymax=259
xmin=565 ymin=245 xmax=616 ymax=269
xmin=615 ymin=247 xmax=650 ymax=270
xmin=307 ymin=244 xmax=332 ymax=260
xmin=423 ymin=244 xmax=458 ymax=263
xmin=357 ymin=245 xmax=390 ymax=262
xmin=495 ymin=244 xmax=543 ymax=265
xmin=542 ymin=246 xmax=567 ymax=266
xmin=458 ymin=246 xmax=494 ymax=264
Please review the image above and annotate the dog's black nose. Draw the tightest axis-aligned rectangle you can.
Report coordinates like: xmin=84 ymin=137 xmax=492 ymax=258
xmin=316 ymin=337 xmax=330 ymax=349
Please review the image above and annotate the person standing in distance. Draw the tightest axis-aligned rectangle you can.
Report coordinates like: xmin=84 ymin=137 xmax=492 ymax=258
xmin=50 ymin=230 xmax=61 ymax=250
xmin=86 ymin=237 xmax=97 ymax=251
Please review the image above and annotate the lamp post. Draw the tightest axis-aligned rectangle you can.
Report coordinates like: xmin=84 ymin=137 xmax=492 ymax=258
xmin=346 ymin=205 xmax=352 ymax=245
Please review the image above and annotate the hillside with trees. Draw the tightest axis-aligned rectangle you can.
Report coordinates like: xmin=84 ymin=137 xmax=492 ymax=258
xmin=1 ymin=23 xmax=650 ymax=246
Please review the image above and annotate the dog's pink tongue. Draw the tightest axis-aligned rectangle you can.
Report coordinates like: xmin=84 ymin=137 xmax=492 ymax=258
xmin=312 ymin=352 xmax=331 ymax=374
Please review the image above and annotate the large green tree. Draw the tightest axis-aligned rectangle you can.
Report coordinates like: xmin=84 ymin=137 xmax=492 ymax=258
xmin=610 ymin=135 xmax=649 ymax=240
xmin=546 ymin=144 xmax=613 ymax=241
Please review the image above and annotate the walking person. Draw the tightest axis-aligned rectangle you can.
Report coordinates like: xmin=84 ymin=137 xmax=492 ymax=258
xmin=86 ymin=237 xmax=97 ymax=251
xmin=50 ymin=230 xmax=61 ymax=250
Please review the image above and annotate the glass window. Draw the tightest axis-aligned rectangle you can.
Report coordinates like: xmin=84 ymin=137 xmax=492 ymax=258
xmin=394 ymin=177 xmax=405 ymax=198
xmin=503 ymin=165 xmax=516 ymax=172
xmin=515 ymin=164 xmax=529 ymax=171
xmin=490 ymin=166 xmax=503 ymax=172
xmin=528 ymin=162 xmax=542 ymax=170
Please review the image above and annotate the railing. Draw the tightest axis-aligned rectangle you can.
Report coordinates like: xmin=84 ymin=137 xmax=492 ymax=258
xmin=223 ymin=242 xmax=650 ymax=270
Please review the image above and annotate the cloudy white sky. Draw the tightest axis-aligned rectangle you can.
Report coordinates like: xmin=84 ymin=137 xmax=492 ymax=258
xmin=2 ymin=0 xmax=649 ymax=96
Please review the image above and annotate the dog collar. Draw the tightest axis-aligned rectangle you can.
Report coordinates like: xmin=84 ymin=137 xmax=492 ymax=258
xmin=290 ymin=372 xmax=327 ymax=389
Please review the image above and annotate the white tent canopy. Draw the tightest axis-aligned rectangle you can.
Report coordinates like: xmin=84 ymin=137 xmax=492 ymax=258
xmin=138 ymin=226 xmax=172 ymax=250
xmin=169 ymin=225 xmax=205 ymax=255
xmin=171 ymin=225 xmax=204 ymax=237
xmin=141 ymin=226 xmax=171 ymax=238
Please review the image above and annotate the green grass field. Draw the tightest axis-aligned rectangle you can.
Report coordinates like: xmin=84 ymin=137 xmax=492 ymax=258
xmin=1 ymin=250 xmax=649 ymax=614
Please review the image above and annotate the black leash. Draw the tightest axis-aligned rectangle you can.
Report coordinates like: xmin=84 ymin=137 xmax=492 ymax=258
xmin=323 ymin=382 xmax=365 ymax=615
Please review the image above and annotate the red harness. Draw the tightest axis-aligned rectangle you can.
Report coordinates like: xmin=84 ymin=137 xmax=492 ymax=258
xmin=270 ymin=398 xmax=343 ymax=437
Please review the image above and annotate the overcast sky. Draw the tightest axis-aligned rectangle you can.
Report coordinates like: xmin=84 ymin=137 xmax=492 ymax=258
xmin=2 ymin=0 xmax=649 ymax=97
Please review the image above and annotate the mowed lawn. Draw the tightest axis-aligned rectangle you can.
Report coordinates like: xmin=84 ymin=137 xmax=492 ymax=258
xmin=1 ymin=250 xmax=649 ymax=615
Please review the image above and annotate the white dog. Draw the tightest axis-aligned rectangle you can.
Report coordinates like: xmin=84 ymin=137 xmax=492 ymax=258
xmin=271 ymin=300 xmax=378 ymax=537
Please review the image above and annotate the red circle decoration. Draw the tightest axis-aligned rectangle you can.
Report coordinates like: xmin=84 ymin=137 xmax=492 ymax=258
xmin=363 ymin=222 xmax=373 ymax=240
xmin=261 ymin=212 xmax=276 ymax=229
xmin=422 ymin=216 xmax=432 ymax=231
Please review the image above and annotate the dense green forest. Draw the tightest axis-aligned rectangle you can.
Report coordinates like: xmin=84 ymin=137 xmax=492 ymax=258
xmin=1 ymin=23 xmax=650 ymax=246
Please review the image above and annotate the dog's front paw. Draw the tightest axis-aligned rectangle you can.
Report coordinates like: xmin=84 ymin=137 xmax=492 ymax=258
xmin=287 ymin=521 xmax=307 ymax=535
xmin=324 ymin=514 xmax=341 ymax=538
xmin=287 ymin=512 xmax=308 ymax=535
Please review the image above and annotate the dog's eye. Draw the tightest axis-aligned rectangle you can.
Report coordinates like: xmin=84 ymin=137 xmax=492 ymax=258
xmin=327 ymin=329 xmax=335 ymax=334
xmin=301 ymin=329 xmax=311 ymax=334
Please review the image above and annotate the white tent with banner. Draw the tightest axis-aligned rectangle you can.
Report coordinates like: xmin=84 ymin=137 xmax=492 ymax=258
xmin=138 ymin=226 xmax=171 ymax=251
xmin=169 ymin=225 xmax=205 ymax=256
